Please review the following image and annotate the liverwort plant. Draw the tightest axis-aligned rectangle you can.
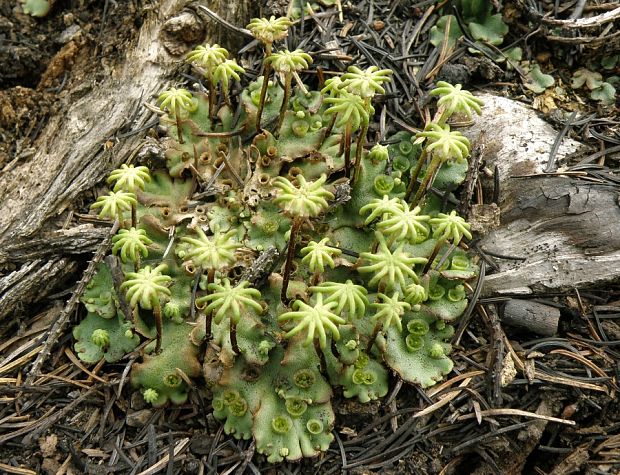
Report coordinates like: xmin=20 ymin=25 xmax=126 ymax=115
xmin=407 ymin=122 xmax=471 ymax=207
xmin=324 ymin=91 xmax=372 ymax=177
xmin=278 ymin=294 xmax=345 ymax=350
xmin=429 ymin=81 xmax=484 ymax=125
xmin=266 ymin=49 xmax=313 ymax=130
xmin=273 ymin=174 xmax=334 ymax=302
xmin=186 ymin=44 xmax=228 ymax=120
xmin=178 ymin=229 xmax=240 ymax=338
xmin=247 ymin=16 xmax=293 ymax=131
xmin=107 ymin=164 xmax=151 ymax=228
xmin=74 ymin=24 xmax=483 ymax=459
xmin=157 ymin=87 xmax=196 ymax=144
xmin=197 ymin=278 xmax=262 ymax=354
xmin=120 ymin=264 xmax=172 ymax=353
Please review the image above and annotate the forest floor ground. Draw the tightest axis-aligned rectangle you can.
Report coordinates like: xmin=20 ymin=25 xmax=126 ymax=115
xmin=1 ymin=1 xmax=620 ymax=474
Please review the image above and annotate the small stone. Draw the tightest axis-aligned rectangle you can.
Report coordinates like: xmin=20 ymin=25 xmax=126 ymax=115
xmin=126 ymin=409 xmax=152 ymax=428
xmin=189 ymin=433 xmax=215 ymax=455
xmin=372 ymin=20 xmax=385 ymax=31
xmin=130 ymin=390 xmax=147 ymax=410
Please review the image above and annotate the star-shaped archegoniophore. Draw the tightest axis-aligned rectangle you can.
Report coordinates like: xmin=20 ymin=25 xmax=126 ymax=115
xmin=359 ymin=195 xmax=404 ymax=225
xmin=247 ymin=16 xmax=293 ymax=45
xmin=376 ymin=201 xmax=431 ymax=244
xmin=320 ymin=76 xmax=344 ymax=98
xmin=273 ymin=174 xmax=334 ymax=219
xmin=340 ymin=65 xmax=393 ymax=98
xmin=157 ymin=87 xmax=196 ymax=116
xmin=324 ymin=91 xmax=374 ymax=130
xmin=368 ymin=143 xmax=389 ymax=162
xmin=112 ymin=227 xmax=153 ymax=263
xmin=90 ymin=191 xmax=137 ymax=221
xmin=278 ymin=294 xmax=346 ymax=349
xmin=309 ymin=280 xmax=369 ymax=319
xmin=186 ymin=44 xmax=229 ymax=71
xmin=107 ymin=164 xmax=151 ymax=193
xmin=404 ymin=282 xmax=427 ymax=306
xmin=267 ymin=49 xmax=312 ymax=74
xmin=358 ymin=234 xmax=427 ymax=290
xmin=416 ymin=122 xmax=471 ymax=163
xmin=429 ymin=210 xmax=472 ymax=245
xmin=300 ymin=238 xmax=341 ymax=273
xmin=120 ymin=264 xmax=172 ymax=310
xmin=179 ymin=228 xmax=240 ymax=271
xmin=213 ymin=59 xmax=245 ymax=93
xmin=372 ymin=292 xmax=411 ymax=332
xmin=196 ymin=278 xmax=262 ymax=325
xmin=429 ymin=81 xmax=484 ymax=121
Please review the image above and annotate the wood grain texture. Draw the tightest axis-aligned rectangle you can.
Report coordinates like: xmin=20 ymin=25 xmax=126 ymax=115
xmin=463 ymin=95 xmax=620 ymax=296
xmin=0 ymin=0 xmax=254 ymax=323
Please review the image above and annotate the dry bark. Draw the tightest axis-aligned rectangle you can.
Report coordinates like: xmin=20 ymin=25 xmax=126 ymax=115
xmin=462 ymin=95 xmax=620 ymax=297
xmin=0 ymin=0 xmax=254 ymax=323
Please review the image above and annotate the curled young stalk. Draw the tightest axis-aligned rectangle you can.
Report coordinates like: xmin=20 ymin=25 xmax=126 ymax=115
xmin=112 ymin=227 xmax=152 ymax=271
xmin=157 ymin=88 xmax=197 ymax=144
xmin=310 ymin=280 xmax=369 ymax=320
xmin=422 ymin=211 xmax=473 ymax=274
xmin=90 ymin=190 xmax=137 ymax=227
xmin=120 ymin=264 xmax=172 ymax=354
xmin=247 ymin=16 xmax=293 ymax=131
xmin=213 ymin=59 xmax=245 ymax=106
xmin=273 ymin=174 xmax=334 ymax=302
xmin=358 ymin=233 xmax=427 ymax=291
xmin=375 ymin=201 xmax=431 ymax=245
xmin=266 ymin=49 xmax=313 ymax=131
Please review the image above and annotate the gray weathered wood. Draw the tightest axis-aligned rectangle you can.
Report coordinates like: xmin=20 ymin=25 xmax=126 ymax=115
xmin=462 ymin=95 xmax=620 ymax=296
xmin=0 ymin=224 xmax=110 ymax=264
xmin=501 ymin=299 xmax=560 ymax=336
xmin=0 ymin=258 xmax=77 ymax=321
xmin=0 ymin=1 xmax=254 ymax=324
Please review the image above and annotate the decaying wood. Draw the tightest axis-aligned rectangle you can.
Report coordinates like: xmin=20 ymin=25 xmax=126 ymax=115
xmin=0 ymin=258 xmax=77 ymax=321
xmin=0 ymin=224 xmax=110 ymax=264
xmin=24 ymin=221 xmax=118 ymax=385
xmin=462 ymin=95 xmax=620 ymax=296
xmin=0 ymin=0 xmax=254 ymax=324
xmin=501 ymin=299 xmax=560 ymax=337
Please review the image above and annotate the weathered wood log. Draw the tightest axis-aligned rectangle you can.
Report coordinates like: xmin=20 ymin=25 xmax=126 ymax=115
xmin=0 ymin=258 xmax=77 ymax=321
xmin=0 ymin=224 xmax=110 ymax=264
xmin=462 ymin=95 xmax=620 ymax=296
xmin=501 ymin=299 xmax=560 ymax=337
xmin=0 ymin=1 xmax=254 ymax=323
